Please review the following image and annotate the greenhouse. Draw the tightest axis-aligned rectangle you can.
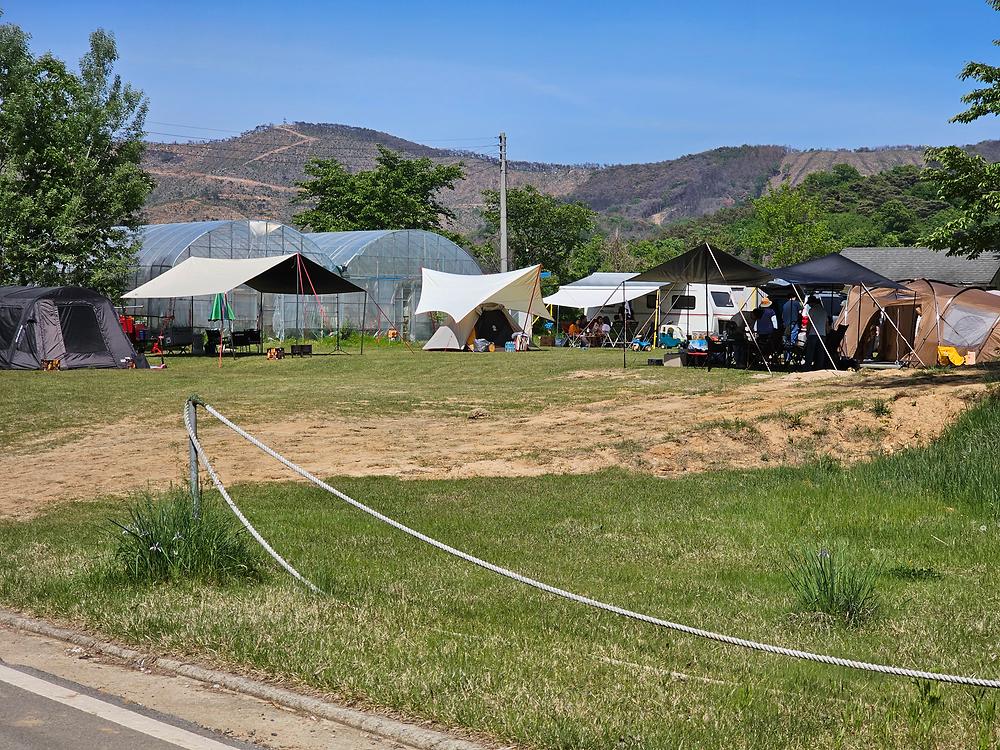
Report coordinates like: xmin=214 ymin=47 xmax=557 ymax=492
xmin=305 ymin=230 xmax=482 ymax=341
xmin=128 ymin=222 xmax=482 ymax=342
xmin=129 ymin=220 xmax=346 ymax=340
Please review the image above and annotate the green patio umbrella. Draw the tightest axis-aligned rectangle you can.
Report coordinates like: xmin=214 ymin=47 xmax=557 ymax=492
xmin=208 ymin=292 xmax=234 ymax=322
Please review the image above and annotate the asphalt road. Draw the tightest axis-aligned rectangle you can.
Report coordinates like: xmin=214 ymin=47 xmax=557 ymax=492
xmin=0 ymin=662 xmax=261 ymax=750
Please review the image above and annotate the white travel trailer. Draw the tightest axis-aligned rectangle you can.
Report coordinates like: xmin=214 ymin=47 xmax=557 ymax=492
xmin=656 ymin=283 xmax=758 ymax=338
xmin=583 ymin=282 xmax=757 ymax=339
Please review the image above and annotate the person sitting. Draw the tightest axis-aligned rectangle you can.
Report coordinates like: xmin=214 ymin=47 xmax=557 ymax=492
xmin=600 ymin=316 xmax=612 ymax=345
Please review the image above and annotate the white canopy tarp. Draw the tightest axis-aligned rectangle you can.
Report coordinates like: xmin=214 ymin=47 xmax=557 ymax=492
xmin=123 ymin=255 xmax=300 ymax=299
xmin=543 ymin=272 xmax=665 ymax=309
xmin=415 ymin=265 xmax=552 ymax=321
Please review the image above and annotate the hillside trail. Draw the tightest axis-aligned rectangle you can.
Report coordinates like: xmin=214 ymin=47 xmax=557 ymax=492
xmin=146 ymin=168 xmax=298 ymax=193
xmin=0 ymin=368 xmax=988 ymax=519
xmin=243 ymin=125 xmax=318 ymax=165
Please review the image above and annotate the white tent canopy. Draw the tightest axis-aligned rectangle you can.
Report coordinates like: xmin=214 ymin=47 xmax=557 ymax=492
xmin=543 ymin=272 xmax=665 ymax=309
xmin=122 ymin=254 xmax=362 ymax=299
xmin=416 ymin=265 xmax=552 ymax=351
xmin=415 ymin=265 xmax=552 ymax=321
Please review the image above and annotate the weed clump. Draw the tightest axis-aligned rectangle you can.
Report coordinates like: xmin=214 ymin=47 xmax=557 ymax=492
xmin=785 ymin=546 xmax=880 ymax=626
xmin=108 ymin=492 xmax=266 ymax=584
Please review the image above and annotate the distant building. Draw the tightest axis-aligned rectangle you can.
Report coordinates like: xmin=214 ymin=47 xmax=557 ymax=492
xmin=840 ymin=247 xmax=1000 ymax=289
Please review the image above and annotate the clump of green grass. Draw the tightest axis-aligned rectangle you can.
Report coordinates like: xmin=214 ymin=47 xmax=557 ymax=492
xmin=700 ymin=417 xmax=760 ymax=436
xmin=784 ymin=547 xmax=880 ymax=627
xmin=869 ymin=398 xmax=892 ymax=417
xmin=108 ymin=492 xmax=266 ymax=584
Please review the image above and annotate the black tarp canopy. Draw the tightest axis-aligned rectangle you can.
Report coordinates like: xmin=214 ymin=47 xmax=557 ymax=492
xmin=631 ymin=242 xmax=774 ymax=286
xmin=770 ymin=253 xmax=904 ymax=289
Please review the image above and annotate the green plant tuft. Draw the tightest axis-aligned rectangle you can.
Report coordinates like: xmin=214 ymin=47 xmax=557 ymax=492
xmin=869 ymin=398 xmax=892 ymax=417
xmin=108 ymin=492 xmax=266 ymax=584
xmin=785 ymin=546 xmax=880 ymax=627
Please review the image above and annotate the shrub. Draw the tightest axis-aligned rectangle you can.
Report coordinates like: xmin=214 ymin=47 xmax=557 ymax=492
xmin=785 ymin=546 xmax=880 ymax=626
xmin=108 ymin=492 xmax=266 ymax=584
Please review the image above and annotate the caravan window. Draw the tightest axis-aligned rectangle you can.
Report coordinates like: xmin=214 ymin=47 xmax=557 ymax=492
xmin=645 ymin=293 xmax=657 ymax=307
xmin=710 ymin=291 xmax=734 ymax=308
xmin=670 ymin=294 xmax=696 ymax=310
xmin=58 ymin=304 xmax=107 ymax=353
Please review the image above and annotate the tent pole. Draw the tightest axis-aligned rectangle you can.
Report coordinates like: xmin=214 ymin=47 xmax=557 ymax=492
xmin=622 ymin=279 xmax=627 ymax=369
xmin=704 ymin=263 xmax=709 ymax=337
xmin=360 ymin=292 xmax=367 ymax=355
xmin=856 ymin=285 xmax=861 ymax=358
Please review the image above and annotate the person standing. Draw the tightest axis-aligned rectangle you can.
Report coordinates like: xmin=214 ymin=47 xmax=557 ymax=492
xmin=804 ymin=294 xmax=830 ymax=370
xmin=754 ymin=298 xmax=780 ymax=360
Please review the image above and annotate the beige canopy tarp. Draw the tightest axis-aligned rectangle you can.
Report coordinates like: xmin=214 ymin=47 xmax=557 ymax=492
xmin=837 ymin=279 xmax=1000 ymax=366
xmin=416 ymin=265 xmax=552 ymax=351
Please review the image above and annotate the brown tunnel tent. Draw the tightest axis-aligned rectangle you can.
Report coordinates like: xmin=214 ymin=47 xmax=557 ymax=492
xmin=837 ymin=279 xmax=1000 ymax=366
xmin=0 ymin=286 xmax=147 ymax=370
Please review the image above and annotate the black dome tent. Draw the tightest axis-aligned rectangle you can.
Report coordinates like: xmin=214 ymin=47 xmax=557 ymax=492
xmin=0 ymin=286 xmax=148 ymax=370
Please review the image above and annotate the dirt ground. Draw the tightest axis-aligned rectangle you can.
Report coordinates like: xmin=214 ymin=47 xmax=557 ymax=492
xmin=0 ymin=368 xmax=991 ymax=520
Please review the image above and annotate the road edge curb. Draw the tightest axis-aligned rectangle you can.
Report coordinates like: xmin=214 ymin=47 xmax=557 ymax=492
xmin=0 ymin=609 xmax=490 ymax=750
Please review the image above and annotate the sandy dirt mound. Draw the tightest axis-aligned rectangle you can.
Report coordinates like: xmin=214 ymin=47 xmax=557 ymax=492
xmin=0 ymin=369 xmax=989 ymax=519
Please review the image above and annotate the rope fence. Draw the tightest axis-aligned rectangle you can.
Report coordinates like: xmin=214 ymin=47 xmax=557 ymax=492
xmin=184 ymin=396 xmax=1000 ymax=690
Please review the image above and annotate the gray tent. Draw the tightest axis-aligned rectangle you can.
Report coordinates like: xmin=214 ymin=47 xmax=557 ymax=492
xmin=0 ymin=286 xmax=147 ymax=370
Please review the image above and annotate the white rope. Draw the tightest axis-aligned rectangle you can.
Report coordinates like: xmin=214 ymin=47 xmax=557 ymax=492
xmin=183 ymin=405 xmax=323 ymax=595
xmin=186 ymin=399 xmax=1000 ymax=689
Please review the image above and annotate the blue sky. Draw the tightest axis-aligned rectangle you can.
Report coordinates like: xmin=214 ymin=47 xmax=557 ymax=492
xmin=5 ymin=0 xmax=1000 ymax=164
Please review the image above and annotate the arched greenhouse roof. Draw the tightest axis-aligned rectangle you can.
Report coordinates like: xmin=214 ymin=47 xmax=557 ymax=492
xmin=305 ymin=230 xmax=481 ymax=275
xmin=137 ymin=220 xmax=326 ymax=269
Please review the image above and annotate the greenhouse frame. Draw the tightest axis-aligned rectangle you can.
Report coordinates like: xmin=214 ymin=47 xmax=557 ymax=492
xmin=305 ymin=230 xmax=482 ymax=341
xmin=129 ymin=221 xmax=482 ymax=342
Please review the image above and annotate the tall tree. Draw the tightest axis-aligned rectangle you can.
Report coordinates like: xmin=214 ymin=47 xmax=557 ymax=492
xmin=481 ymin=185 xmax=595 ymax=285
xmin=921 ymin=0 xmax=1000 ymax=257
xmin=0 ymin=21 xmax=152 ymax=297
xmin=292 ymin=145 xmax=464 ymax=233
xmin=740 ymin=183 xmax=837 ymax=265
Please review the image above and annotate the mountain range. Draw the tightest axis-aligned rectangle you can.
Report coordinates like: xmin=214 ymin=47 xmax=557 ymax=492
xmin=143 ymin=122 xmax=1000 ymax=235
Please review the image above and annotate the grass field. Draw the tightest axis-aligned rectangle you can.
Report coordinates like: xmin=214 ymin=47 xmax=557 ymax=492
xmin=1 ymin=378 xmax=999 ymax=748
xmin=0 ymin=345 xmax=748 ymax=451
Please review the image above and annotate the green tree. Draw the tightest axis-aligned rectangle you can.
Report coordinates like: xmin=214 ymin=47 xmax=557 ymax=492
xmin=921 ymin=0 xmax=1000 ymax=257
xmin=740 ymin=183 xmax=837 ymax=265
xmin=480 ymin=185 xmax=596 ymax=285
xmin=292 ymin=145 xmax=464 ymax=233
xmin=0 ymin=21 xmax=152 ymax=297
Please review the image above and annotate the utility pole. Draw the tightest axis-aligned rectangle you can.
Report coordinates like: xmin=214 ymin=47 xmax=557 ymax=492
xmin=499 ymin=131 xmax=508 ymax=273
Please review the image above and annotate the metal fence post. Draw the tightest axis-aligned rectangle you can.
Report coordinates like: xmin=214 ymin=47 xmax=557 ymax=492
xmin=187 ymin=399 xmax=200 ymax=518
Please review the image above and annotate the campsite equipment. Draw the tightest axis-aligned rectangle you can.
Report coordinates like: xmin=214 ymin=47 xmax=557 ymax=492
xmin=0 ymin=286 xmax=148 ymax=370
xmin=837 ymin=279 xmax=1000 ymax=366
xmin=937 ymin=346 xmax=965 ymax=366
xmin=209 ymin=293 xmax=235 ymax=321
xmin=632 ymin=243 xmax=775 ymax=371
xmin=416 ymin=265 xmax=551 ymax=351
